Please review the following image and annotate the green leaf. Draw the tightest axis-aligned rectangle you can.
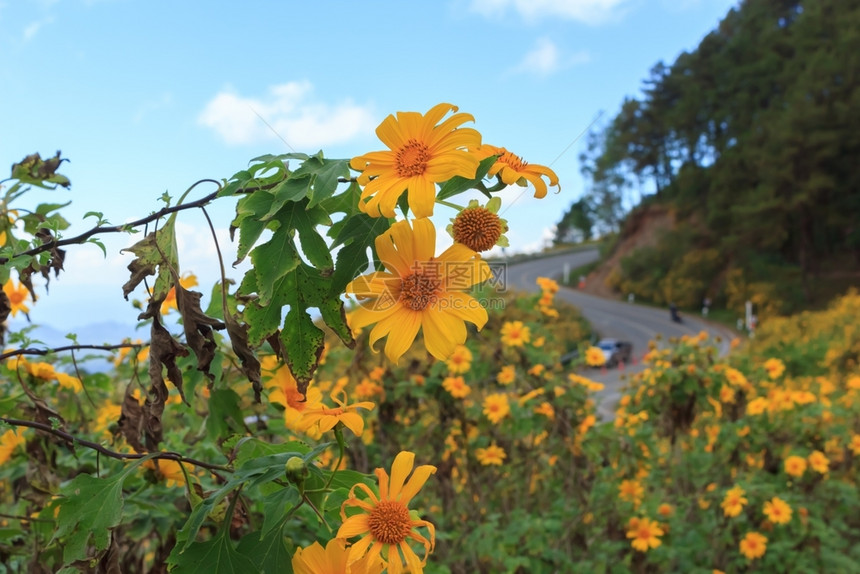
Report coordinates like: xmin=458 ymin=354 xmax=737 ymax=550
xmin=119 ymin=213 xmax=179 ymax=300
xmin=236 ymin=523 xmax=294 ymax=574
xmin=249 ymin=224 xmax=301 ymax=307
xmin=51 ymin=456 xmax=155 ymax=566
xmin=169 ymin=528 xmax=259 ymax=573
xmin=280 ymin=305 xmax=324 ymax=390
xmin=329 ymin=214 xmax=390 ymax=294
xmin=232 ymin=190 xmax=276 ymax=263
xmin=264 ymin=174 xmax=313 ymax=213
xmin=259 ymin=487 xmax=301 ymax=537
xmin=206 ymin=389 xmax=247 ymax=440
xmin=436 ymin=154 xmax=498 ymax=201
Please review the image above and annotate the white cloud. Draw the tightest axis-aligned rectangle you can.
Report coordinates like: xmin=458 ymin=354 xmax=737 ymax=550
xmin=470 ymin=0 xmax=630 ymax=25
xmin=23 ymin=19 xmax=45 ymax=41
xmin=133 ymin=92 xmax=173 ymax=123
xmin=509 ymin=38 xmax=591 ymax=77
xmin=198 ymin=81 xmax=376 ymax=150
xmin=520 ymin=37 xmax=561 ymax=75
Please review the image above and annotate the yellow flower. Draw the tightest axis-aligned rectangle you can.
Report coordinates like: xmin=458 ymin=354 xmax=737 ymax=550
xmin=746 ymin=397 xmax=768 ymax=415
xmin=350 ymin=103 xmax=480 ymax=218
xmin=442 ymin=376 xmax=471 ymax=399
xmin=268 ymin=367 xmax=325 ymax=436
xmin=527 ymin=364 xmax=545 ymax=377
xmin=534 ymin=402 xmax=555 ymax=419
xmin=618 ymin=479 xmax=644 ymax=505
xmin=93 ymin=402 xmax=123 ymax=436
xmin=657 ymin=503 xmax=673 ymax=517
xmin=721 ymin=485 xmax=748 ymax=517
xmin=346 ymin=219 xmax=490 ymax=364
xmin=482 ymin=393 xmax=510 ymax=424
xmin=536 ymin=277 xmax=559 ymax=293
xmin=0 ymin=428 xmax=27 ymax=465
xmin=445 ymin=345 xmax=472 ymax=374
xmin=496 ymin=365 xmax=516 ymax=385
xmin=739 ymin=531 xmax=767 ymax=560
xmin=2 ymin=279 xmax=31 ymax=317
xmin=161 ymin=273 xmax=198 ymax=314
xmin=142 ymin=458 xmax=194 ymax=488
xmin=298 ymin=391 xmax=375 ymax=437
xmin=356 ymin=379 xmax=384 ymax=400
xmin=500 ymin=321 xmax=530 ymax=347
xmin=808 ymin=450 xmax=829 ymax=474
xmin=850 ymin=434 xmax=860 ymax=456
xmin=585 ymin=346 xmax=606 ymax=367
xmin=475 ymin=443 xmax=506 ymax=466
xmin=626 ymin=517 xmax=664 ymax=552
xmin=762 ymin=497 xmax=792 ymax=525
xmin=292 ymin=538 xmax=384 ymax=574
xmin=476 ymin=144 xmax=559 ymax=199
xmin=338 ymin=451 xmax=436 ymax=573
xmin=763 ymin=358 xmax=785 ymax=379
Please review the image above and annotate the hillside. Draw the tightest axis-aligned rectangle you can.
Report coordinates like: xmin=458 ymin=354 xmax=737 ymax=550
xmin=561 ymin=0 xmax=860 ymax=319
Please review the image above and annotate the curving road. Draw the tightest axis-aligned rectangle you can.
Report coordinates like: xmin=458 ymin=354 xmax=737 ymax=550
xmin=505 ymin=248 xmax=735 ymax=419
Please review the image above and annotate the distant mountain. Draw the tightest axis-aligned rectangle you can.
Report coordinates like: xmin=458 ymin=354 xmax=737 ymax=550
xmin=7 ymin=320 xmax=144 ymax=374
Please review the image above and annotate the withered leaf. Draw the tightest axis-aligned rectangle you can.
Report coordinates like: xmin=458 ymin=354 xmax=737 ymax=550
xmin=117 ymin=384 xmax=145 ymax=454
xmin=225 ymin=312 xmax=262 ymax=403
xmin=0 ymin=290 xmax=10 ymax=347
xmin=141 ymin=301 xmax=189 ymax=450
xmin=175 ymin=283 xmax=225 ymax=383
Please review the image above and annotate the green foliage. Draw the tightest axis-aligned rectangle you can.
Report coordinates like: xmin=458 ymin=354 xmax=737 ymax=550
xmin=50 ymin=455 xmax=156 ymax=566
xmin=575 ymin=0 xmax=860 ymax=315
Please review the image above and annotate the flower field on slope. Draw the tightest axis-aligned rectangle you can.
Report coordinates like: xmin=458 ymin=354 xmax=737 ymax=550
xmin=313 ymin=288 xmax=860 ymax=573
xmin=1 ymin=104 xmax=859 ymax=573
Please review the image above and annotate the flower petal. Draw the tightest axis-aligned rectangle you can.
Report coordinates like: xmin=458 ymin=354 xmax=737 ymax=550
xmin=410 ymin=218 xmax=436 ymax=263
xmin=388 ymin=451 xmax=416 ymax=501
xmin=337 ymin=513 xmax=371 ymax=539
xmin=397 ymin=464 xmax=437 ymax=505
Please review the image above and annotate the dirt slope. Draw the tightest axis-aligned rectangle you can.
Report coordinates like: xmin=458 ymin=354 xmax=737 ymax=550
xmin=581 ymin=204 xmax=676 ymax=299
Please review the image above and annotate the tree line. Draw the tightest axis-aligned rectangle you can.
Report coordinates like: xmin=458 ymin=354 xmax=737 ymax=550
xmin=557 ymin=0 xmax=860 ymax=314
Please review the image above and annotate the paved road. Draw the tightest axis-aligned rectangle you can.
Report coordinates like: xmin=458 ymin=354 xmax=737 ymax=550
xmin=505 ymin=248 xmax=735 ymax=419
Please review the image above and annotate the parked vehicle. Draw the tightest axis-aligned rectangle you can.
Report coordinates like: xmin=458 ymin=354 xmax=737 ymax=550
xmin=596 ymin=338 xmax=633 ymax=368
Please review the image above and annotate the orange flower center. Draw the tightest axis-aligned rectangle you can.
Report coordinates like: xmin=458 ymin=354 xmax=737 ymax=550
xmin=400 ymin=273 xmax=439 ymax=311
xmin=637 ymin=526 xmax=652 ymax=540
xmin=368 ymin=500 xmax=413 ymax=545
xmin=8 ymin=290 xmax=25 ymax=304
xmin=499 ymin=150 xmax=528 ymax=171
xmin=285 ymin=387 xmax=308 ymax=410
xmin=452 ymin=207 xmax=504 ymax=252
xmin=396 ymin=139 xmax=431 ymax=178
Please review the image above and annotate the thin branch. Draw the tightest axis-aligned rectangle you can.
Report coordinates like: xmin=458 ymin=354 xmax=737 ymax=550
xmin=0 ymin=416 xmax=231 ymax=473
xmin=0 ymin=343 xmax=144 ymax=362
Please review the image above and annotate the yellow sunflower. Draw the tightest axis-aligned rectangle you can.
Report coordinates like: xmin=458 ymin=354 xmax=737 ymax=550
xmin=160 ymin=272 xmax=198 ymax=314
xmin=267 ymin=366 xmax=325 ymax=437
xmin=626 ymin=517 xmax=664 ymax=552
xmin=3 ymin=279 xmax=31 ymax=317
xmin=338 ymin=451 xmax=436 ymax=574
xmin=585 ymin=346 xmax=606 ymax=367
xmin=500 ymin=321 xmax=530 ymax=347
xmin=475 ymin=144 xmax=559 ymax=198
xmin=445 ymin=345 xmax=472 ymax=374
xmin=739 ymin=531 xmax=767 ymax=560
xmin=346 ymin=219 xmax=490 ymax=363
xmin=292 ymin=538 xmax=384 ymax=574
xmin=350 ymin=103 xmax=481 ymax=218
xmin=475 ymin=443 xmax=506 ymax=466
xmin=297 ymin=391 xmax=375 ymax=437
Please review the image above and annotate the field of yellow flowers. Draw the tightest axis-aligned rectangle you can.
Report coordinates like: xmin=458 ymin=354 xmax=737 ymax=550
xmin=3 ymin=281 xmax=860 ymax=572
xmin=312 ymin=286 xmax=860 ymax=573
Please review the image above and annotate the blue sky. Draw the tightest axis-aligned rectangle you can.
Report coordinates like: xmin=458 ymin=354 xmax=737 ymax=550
xmin=1 ymin=0 xmax=737 ymax=333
